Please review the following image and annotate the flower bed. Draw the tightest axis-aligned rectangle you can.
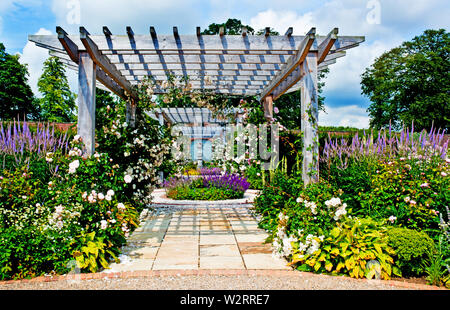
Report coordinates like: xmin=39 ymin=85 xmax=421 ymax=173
xmin=254 ymin=125 xmax=449 ymax=287
xmin=0 ymin=95 xmax=171 ymax=280
xmin=164 ymin=170 xmax=250 ymax=201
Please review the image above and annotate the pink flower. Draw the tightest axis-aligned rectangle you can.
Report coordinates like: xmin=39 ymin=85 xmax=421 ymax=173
xmin=274 ymin=107 xmax=279 ymax=114
xmin=420 ymin=183 xmax=429 ymax=188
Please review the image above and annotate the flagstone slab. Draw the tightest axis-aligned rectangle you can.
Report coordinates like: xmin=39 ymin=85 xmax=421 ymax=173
xmin=234 ymin=233 xmax=269 ymax=243
xmin=199 ymin=233 xmax=236 ymax=245
xmin=200 ymin=256 xmax=245 ymax=269
xmin=200 ymin=244 xmax=241 ymax=257
xmin=238 ymin=242 xmax=273 ymax=255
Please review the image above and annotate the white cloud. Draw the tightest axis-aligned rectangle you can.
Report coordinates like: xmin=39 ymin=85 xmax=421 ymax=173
xmin=17 ymin=27 xmax=77 ymax=98
xmin=319 ymin=104 xmax=370 ymax=129
xmin=17 ymin=28 xmax=52 ymax=96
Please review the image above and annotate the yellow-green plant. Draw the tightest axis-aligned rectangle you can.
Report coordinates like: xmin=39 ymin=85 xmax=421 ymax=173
xmin=290 ymin=218 xmax=402 ymax=280
xmin=71 ymin=231 xmax=118 ymax=273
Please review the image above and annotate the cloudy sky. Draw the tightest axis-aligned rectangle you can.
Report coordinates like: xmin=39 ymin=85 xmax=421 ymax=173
xmin=0 ymin=0 xmax=448 ymax=128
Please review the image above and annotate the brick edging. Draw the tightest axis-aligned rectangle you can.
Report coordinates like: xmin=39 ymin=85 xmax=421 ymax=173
xmin=0 ymin=269 xmax=447 ymax=290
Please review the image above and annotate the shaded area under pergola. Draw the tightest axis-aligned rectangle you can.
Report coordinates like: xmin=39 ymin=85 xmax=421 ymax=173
xmin=28 ymin=25 xmax=364 ymax=184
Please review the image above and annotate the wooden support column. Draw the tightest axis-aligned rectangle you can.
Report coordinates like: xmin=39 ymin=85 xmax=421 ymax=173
xmin=263 ymin=95 xmax=274 ymax=120
xmin=301 ymin=52 xmax=319 ymax=185
xmin=126 ymin=100 xmax=137 ymax=128
xmin=77 ymin=52 xmax=97 ymax=155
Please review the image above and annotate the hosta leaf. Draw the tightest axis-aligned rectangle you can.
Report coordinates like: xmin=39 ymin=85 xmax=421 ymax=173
xmin=330 ymin=227 xmax=340 ymax=238
xmin=318 ymin=253 xmax=327 ymax=262
xmin=336 ymin=262 xmax=345 ymax=272
xmin=374 ymin=243 xmax=383 ymax=254
xmin=330 ymin=248 xmax=340 ymax=256
xmin=392 ymin=266 xmax=402 ymax=277
xmin=306 ymin=258 xmax=316 ymax=267
xmin=314 ymin=261 xmax=322 ymax=272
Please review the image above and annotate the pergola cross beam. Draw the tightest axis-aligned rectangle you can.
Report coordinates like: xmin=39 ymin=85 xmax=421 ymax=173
xmin=259 ymin=27 xmax=316 ymax=101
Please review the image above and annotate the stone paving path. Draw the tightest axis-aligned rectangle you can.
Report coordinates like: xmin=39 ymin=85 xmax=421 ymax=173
xmin=103 ymin=205 xmax=290 ymax=273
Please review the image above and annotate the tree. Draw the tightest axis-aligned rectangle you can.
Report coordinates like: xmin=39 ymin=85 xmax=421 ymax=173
xmin=38 ymin=56 xmax=77 ymax=122
xmin=0 ymin=42 xmax=38 ymax=120
xmin=361 ymin=29 xmax=450 ymax=131
xmin=201 ymin=18 xmax=254 ymax=35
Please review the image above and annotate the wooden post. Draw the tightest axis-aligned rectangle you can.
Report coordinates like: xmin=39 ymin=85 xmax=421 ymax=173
xmin=263 ymin=95 xmax=273 ymax=120
xmin=126 ymin=100 xmax=137 ymax=128
xmin=77 ymin=52 xmax=97 ymax=155
xmin=301 ymin=52 xmax=319 ymax=185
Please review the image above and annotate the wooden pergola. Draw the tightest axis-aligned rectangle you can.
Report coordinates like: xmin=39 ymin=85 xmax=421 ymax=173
xmin=28 ymin=26 xmax=364 ymax=184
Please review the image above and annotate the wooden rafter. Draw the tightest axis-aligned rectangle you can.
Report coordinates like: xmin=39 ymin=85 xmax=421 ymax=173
xmin=56 ymin=27 xmax=127 ymax=100
xmin=79 ymin=26 xmax=138 ymax=100
xmin=260 ymin=27 xmax=316 ymax=100
xmin=318 ymin=28 xmax=338 ymax=64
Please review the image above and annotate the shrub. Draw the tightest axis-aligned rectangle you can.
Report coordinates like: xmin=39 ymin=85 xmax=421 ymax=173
xmin=387 ymin=227 xmax=436 ymax=277
xmin=290 ymin=218 xmax=401 ymax=280
xmin=253 ymin=170 xmax=298 ymax=233
xmin=360 ymin=157 xmax=448 ymax=233
xmin=0 ymin=226 xmax=72 ymax=280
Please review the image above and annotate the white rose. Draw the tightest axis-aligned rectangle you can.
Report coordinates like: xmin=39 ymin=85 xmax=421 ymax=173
xmin=100 ymin=220 xmax=108 ymax=230
xmin=124 ymin=175 xmax=132 ymax=183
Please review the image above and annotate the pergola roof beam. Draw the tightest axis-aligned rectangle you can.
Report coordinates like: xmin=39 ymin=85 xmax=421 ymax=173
xmin=285 ymin=27 xmax=293 ymax=37
xmin=318 ymin=28 xmax=338 ymax=64
xmin=126 ymin=26 xmax=134 ymax=37
xmin=103 ymin=26 xmax=112 ymax=36
xmin=150 ymin=26 xmax=157 ymax=39
xmin=29 ymin=34 xmax=364 ymax=53
xmin=56 ymin=26 xmax=79 ymax=64
xmin=56 ymin=27 xmax=126 ymax=99
xmin=79 ymin=26 xmax=138 ymax=100
xmin=260 ymin=27 xmax=316 ymax=100
xmin=173 ymin=26 xmax=179 ymax=39
xmin=104 ymin=54 xmax=292 ymax=64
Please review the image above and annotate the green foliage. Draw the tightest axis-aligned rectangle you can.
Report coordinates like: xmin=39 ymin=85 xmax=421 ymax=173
xmin=291 ymin=218 xmax=401 ymax=280
xmin=37 ymin=56 xmax=77 ymax=122
xmin=0 ymin=226 xmax=72 ymax=280
xmin=422 ymin=236 xmax=450 ymax=288
xmin=201 ymin=18 xmax=255 ymax=35
xmin=254 ymin=170 xmax=299 ymax=232
xmin=168 ymin=186 xmax=242 ymax=201
xmin=387 ymin=227 xmax=435 ymax=277
xmin=361 ymin=29 xmax=450 ymax=130
xmin=322 ymin=156 xmax=379 ymax=215
xmin=359 ymin=157 xmax=449 ymax=233
xmin=0 ymin=42 xmax=37 ymax=120
xmin=70 ymin=231 xmax=118 ymax=273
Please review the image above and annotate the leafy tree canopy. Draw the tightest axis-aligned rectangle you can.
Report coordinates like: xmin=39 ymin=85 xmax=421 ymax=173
xmin=37 ymin=56 xmax=77 ymax=122
xmin=0 ymin=42 xmax=37 ymax=120
xmin=361 ymin=29 xmax=450 ymax=131
xmin=201 ymin=18 xmax=254 ymax=35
